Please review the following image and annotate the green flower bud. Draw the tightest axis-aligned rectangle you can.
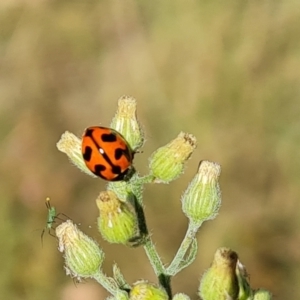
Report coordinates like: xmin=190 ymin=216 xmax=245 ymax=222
xmin=236 ymin=260 xmax=253 ymax=300
xmin=199 ymin=248 xmax=239 ymax=300
xmin=253 ymin=289 xmax=272 ymax=300
xmin=56 ymin=131 xmax=96 ymax=178
xmin=55 ymin=220 xmax=104 ymax=280
xmin=172 ymin=293 xmax=191 ymax=300
xmin=182 ymin=160 xmax=221 ymax=225
xmin=110 ymin=96 xmax=144 ymax=151
xmin=149 ymin=132 xmax=197 ymax=183
xmin=96 ymin=191 xmax=140 ymax=245
xmin=129 ymin=281 xmax=168 ymax=300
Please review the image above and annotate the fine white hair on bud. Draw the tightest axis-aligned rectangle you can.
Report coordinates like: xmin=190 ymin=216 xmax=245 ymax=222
xmin=149 ymin=132 xmax=197 ymax=183
xmin=182 ymin=160 xmax=221 ymax=225
xmin=110 ymin=96 xmax=145 ymax=151
xmin=56 ymin=220 xmax=104 ymax=280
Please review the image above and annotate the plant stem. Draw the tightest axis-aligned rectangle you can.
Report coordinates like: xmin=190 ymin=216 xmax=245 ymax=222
xmin=93 ymin=270 xmax=119 ymax=296
xmin=143 ymin=236 xmax=172 ymax=298
xmin=130 ymin=174 xmax=173 ymax=297
xmin=139 ymin=174 xmax=156 ymax=184
xmin=167 ymin=221 xmax=201 ymax=275
xmin=144 ymin=236 xmax=165 ymax=275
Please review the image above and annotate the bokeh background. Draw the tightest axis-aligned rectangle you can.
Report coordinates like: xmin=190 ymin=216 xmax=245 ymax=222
xmin=1 ymin=1 xmax=300 ymax=299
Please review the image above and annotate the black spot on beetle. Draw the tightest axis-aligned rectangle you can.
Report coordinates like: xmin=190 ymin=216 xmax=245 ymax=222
xmin=83 ymin=146 xmax=93 ymax=161
xmin=101 ymin=133 xmax=117 ymax=143
xmin=115 ymin=148 xmax=125 ymax=160
xmin=94 ymin=164 xmax=106 ymax=175
xmin=84 ymin=128 xmax=94 ymax=137
xmin=111 ymin=165 xmax=122 ymax=175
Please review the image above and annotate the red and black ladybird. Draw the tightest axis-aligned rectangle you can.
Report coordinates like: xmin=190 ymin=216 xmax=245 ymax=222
xmin=81 ymin=126 xmax=134 ymax=181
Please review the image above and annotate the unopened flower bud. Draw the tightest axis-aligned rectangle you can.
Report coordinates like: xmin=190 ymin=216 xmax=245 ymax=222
xmin=199 ymin=248 xmax=239 ymax=300
xmin=149 ymin=132 xmax=197 ymax=183
xmin=96 ymin=191 xmax=140 ymax=245
xmin=182 ymin=161 xmax=221 ymax=225
xmin=110 ymin=96 xmax=144 ymax=151
xmin=253 ymin=289 xmax=272 ymax=300
xmin=56 ymin=220 xmax=104 ymax=280
xmin=129 ymin=281 xmax=168 ymax=300
xmin=236 ymin=260 xmax=253 ymax=300
xmin=56 ymin=131 xmax=96 ymax=178
xmin=172 ymin=293 xmax=191 ymax=300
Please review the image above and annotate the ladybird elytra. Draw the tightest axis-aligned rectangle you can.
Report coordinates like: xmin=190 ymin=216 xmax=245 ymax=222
xmin=81 ymin=126 xmax=134 ymax=181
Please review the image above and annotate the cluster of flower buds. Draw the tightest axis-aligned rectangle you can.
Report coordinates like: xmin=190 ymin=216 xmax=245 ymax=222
xmin=55 ymin=96 xmax=272 ymax=300
xmin=199 ymin=248 xmax=272 ymax=300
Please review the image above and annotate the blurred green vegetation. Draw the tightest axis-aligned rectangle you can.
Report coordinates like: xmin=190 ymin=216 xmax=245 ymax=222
xmin=1 ymin=0 xmax=300 ymax=299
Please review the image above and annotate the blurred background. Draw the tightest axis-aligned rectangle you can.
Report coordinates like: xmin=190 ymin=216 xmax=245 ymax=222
xmin=1 ymin=1 xmax=300 ymax=299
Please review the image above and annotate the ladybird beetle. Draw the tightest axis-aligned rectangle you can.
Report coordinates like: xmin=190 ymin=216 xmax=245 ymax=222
xmin=81 ymin=126 xmax=134 ymax=181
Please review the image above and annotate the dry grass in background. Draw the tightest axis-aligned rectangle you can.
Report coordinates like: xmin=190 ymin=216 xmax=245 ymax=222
xmin=1 ymin=1 xmax=300 ymax=299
